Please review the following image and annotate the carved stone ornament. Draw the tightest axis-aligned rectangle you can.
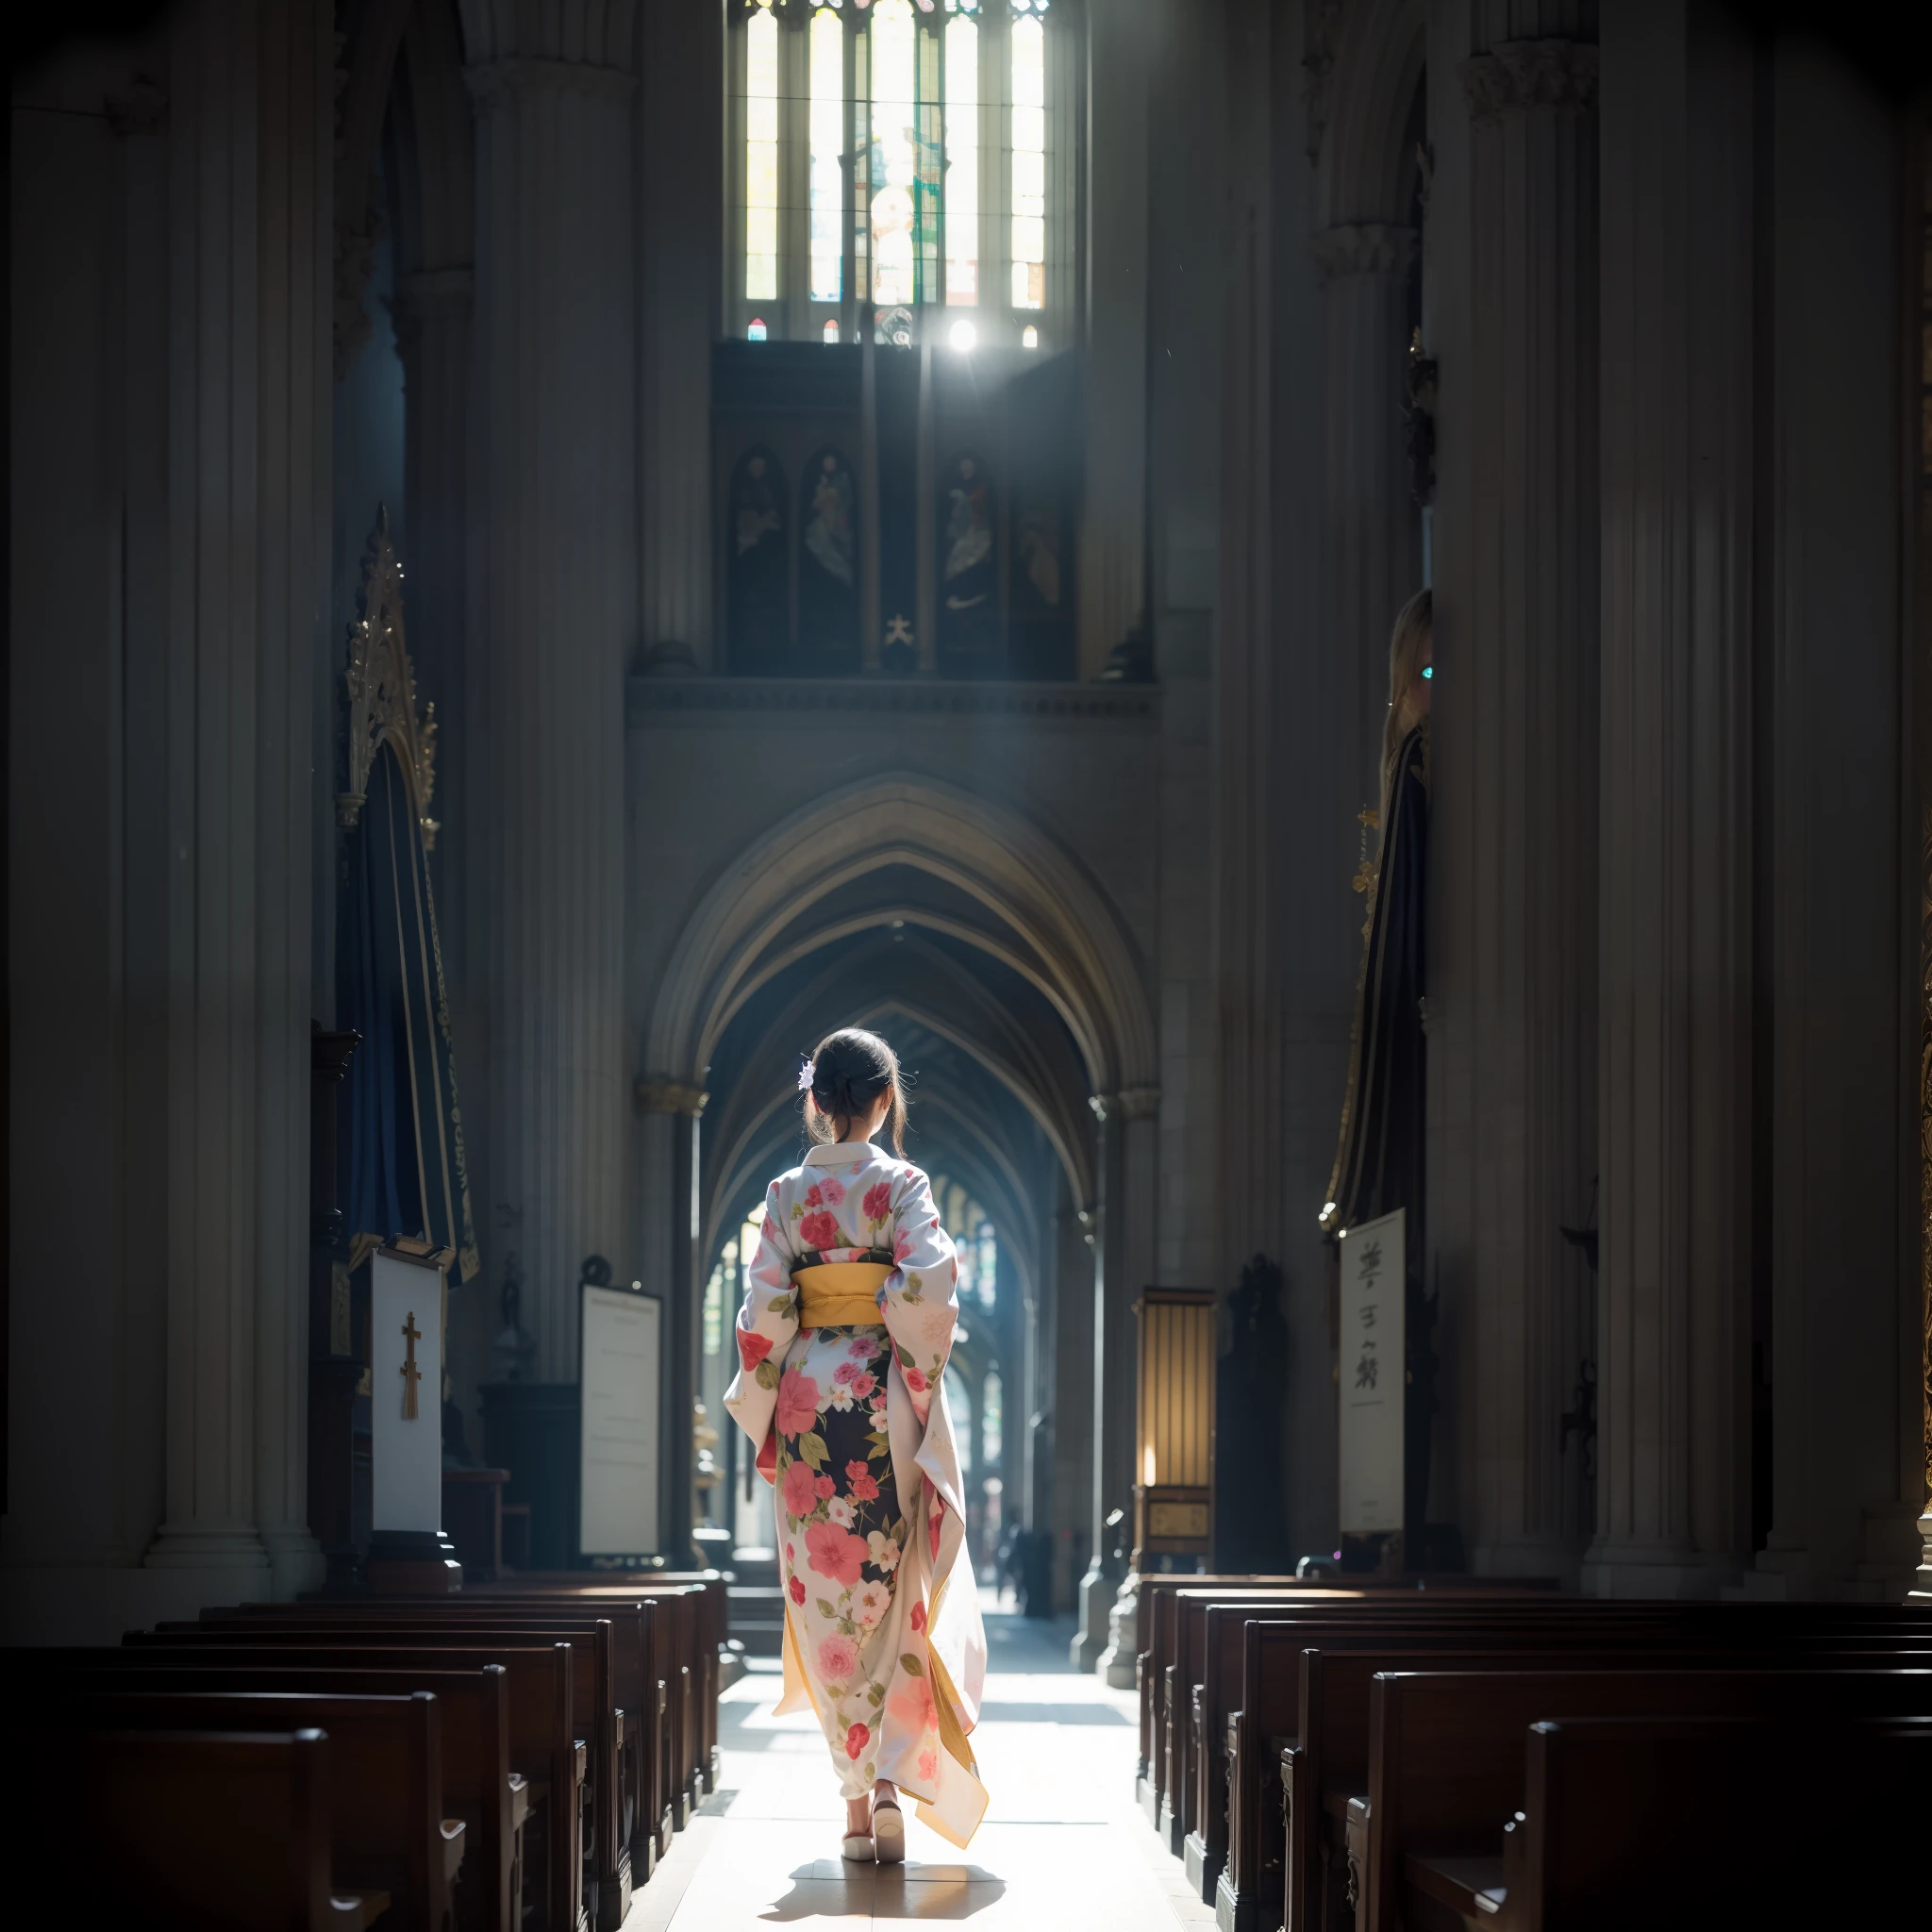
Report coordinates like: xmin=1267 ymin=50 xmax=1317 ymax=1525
xmin=1311 ymin=222 xmax=1418 ymax=288
xmin=1461 ymin=38 xmax=1599 ymax=124
xmin=636 ymin=1076 xmax=710 ymax=1118
xmin=1301 ymin=0 xmax=1348 ymax=164
xmin=339 ymin=506 xmax=440 ymax=850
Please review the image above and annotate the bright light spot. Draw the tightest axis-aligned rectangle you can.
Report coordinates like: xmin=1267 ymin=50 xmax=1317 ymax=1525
xmin=1142 ymin=1443 xmax=1157 ymax=1486
xmin=1321 ymin=1201 xmax=1337 ymax=1219
xmin=949 ymin=319 xmax=977 ymax=352
xmin=1022 ymin=325 xmax=1039 ymax=349
xmin=823 ymin=319 xmax=841 ymax=343
xmin=747 ymin=317 xmax=768 ymax=341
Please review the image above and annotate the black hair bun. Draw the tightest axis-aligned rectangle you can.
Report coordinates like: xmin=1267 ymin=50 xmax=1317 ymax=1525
xmin=808 ymin=1029 xmax=894 ymax=1121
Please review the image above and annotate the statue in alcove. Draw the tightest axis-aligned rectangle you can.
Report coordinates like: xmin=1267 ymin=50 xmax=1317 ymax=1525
xmin=1322 ymin=587 xmax=1437 ymax=1548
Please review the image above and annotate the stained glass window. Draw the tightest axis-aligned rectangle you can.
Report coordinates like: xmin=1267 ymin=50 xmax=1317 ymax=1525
xmin=944 ymin=9 xmax=978 ymax=304
xmin=731 ymin=0 xmax=1057 ymax=343
xmin=744 ymin=1 xmax=779 ymax=303
xmin=1009 ymin=8 xmax=1045 ymax=310
xmin=809 ymin=7 xmax=845 ymax=304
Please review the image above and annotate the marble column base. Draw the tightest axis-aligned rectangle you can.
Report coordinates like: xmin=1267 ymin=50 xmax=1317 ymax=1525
xmin=1096 ymin=1571 xmax=1141 ymax=1688
xmin=260 ymin=1524 xmax=326 ymax=1602
xmin=1908 ymin=1511 xmax=1932 ymax=1602
xmin=1071 ymin=1560 xmax=1114 ymax=1671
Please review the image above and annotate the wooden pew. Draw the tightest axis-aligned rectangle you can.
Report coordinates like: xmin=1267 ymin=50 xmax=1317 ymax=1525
xmin=1136 ymin=1573 xmax=1559 ymax=1822
xmin=14 ymin=1725 xmax=358 ymax=1929
xmin=1491 ymin=1714 xmax=1932 ymax=1929
xmin=113 ymin=1636 xmax=581 ymax=1932
xmin=1364 ymin=1665 xmax=1932 ymax=1932
xmin=476 ymin=1576 xmax=722 ymax=1806
xmin=23 ymin=1657 xmax=521 ymax=1932
xmin=1174 ymin=1589 xmax=1567 ymax=1890
xmin=217 ymin=1596 xmax=668 ymax=1907
xmin=162 ymin=1616 xmax=615 ymax=1928
xmin=472 ymin=1584 xmax=708 ymax=1826
xmin=1218 ymin=1600 xmax=1932 ymax=1932
xmin=73 ymin=1690 xmax=459 ymax=1932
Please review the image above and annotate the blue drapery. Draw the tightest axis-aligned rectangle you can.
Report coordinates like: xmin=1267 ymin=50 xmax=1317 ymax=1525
xmin=339 ymin=741 xmax=478 ymax=1286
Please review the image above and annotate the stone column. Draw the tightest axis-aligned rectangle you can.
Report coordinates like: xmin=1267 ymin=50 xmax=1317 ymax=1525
xmin=636 ymin=1081 xmax=707 ymax=1562
xmin=1752 ymin=41 xmax=1921 ymax=1601
xmin=253 ymin=0 xmax=335 ymax=1602
xmin=142 ymin=0 xmax=332 ymax=1606
xmin=1074 ymin=1093 xmax=1127 ymax=1669
xmin=460 ymin=3 xmax=639 ymax=1379
xmin=1313 ymin=223 xmax=1421 ymax=807
xmin=1079 ymin=0 xmax=1152 ymax=676
xmin=1582 ymin=0 xmax=1754 ymax=1597
xmin=1098 ymin=1091 xmax=1159 ymax=1687
xmin=638 ymin=0 xmax=721 ymax=670
xmin=1431 ymin=26 xmax=1600 ymax=1578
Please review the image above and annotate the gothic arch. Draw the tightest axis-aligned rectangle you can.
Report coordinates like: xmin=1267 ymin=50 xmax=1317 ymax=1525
xmin=1315 ymin=0 xmax=1427 ymax=228
xmin=644 ymin=773 xmax=1158 ymax=1096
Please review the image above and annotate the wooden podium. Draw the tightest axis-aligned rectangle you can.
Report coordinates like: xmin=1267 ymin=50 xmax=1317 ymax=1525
xmin=367 ymin=1234 xmax=462 ymax=1593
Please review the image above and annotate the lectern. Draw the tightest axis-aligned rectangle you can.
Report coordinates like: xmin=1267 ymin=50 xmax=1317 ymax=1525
xmin=367 ymin=1234 xmax=462 ymax=1593
xmin=1131 ymin=1288 xmax=1217 ymax=1567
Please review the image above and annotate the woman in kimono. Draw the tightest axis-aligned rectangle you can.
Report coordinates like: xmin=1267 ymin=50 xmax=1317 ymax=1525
xmin=724 ymin=1028 xmax=989 ymax=1863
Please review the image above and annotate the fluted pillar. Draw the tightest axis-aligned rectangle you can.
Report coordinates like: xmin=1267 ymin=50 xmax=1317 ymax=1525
xmin=638 ymin=0 xmax=720 ymax=669
xmin=1079 ymin=0 xmax=1152 ymax=675
xmin=135 ymin=0 xmax=332 ymax=1605
xmin=1095 ymin=1089 xmax=1158 ymax=1686
xmin=635 ymin=1080 xmax=707 ymax=1563
xmin=1583 ymin=0 xmax=1754 ymax=1596
xmin=1432 ymin=25 xmax=1599 ymax=1576
xmin=461 ymin=6 xmax=639 ymax=1378
xmin=252 ymin=0 xmax=335 ymax=1601
xmin=1313 ymin=222 xmax=1421 ymax=807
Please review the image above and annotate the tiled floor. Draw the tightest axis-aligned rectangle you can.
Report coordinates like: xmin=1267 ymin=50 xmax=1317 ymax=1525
xmin=628 ymin=1599 xmax=1215 ymax=1930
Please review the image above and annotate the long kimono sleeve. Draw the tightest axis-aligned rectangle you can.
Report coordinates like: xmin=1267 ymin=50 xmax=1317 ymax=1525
xmin=875 ymin=1166 xmax=958 ymax=1426
xmin=722 ymin=1185 xmax=800 ymax=1468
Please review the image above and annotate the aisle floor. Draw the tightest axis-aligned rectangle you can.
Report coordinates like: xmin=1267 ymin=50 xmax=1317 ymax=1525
xmin=629 ymin=1599 xmax=1216 ymax=1930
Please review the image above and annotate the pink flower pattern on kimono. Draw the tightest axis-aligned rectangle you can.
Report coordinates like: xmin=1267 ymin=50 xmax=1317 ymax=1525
xmin=805 ymin=1519 xmax=867 ymax=1588
xmin=781 ymin=1457 xmax=816 ymax=1522
xmin=774 ymin=1370 xmax=821 ymax=1438
xmin=719 ymin=1153 xmax=965 ymax=1803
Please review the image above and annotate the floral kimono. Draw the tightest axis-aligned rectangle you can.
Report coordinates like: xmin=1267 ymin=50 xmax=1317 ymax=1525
xmin=723 ymin=1140 xmax=989 ymax=1847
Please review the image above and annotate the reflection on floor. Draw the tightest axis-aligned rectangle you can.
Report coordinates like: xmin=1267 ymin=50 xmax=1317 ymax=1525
xmin=628 ymin=1595 xmax=1215 ymax=1929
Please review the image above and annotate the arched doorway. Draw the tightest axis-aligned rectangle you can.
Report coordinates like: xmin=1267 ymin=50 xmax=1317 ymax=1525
xmin=643 ymin=773 xmax=1156 ymax=1620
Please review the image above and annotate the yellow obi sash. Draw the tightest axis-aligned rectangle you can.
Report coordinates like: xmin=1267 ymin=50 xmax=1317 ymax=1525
xmin=792 ymin=1260 xmax=891 ymax=1328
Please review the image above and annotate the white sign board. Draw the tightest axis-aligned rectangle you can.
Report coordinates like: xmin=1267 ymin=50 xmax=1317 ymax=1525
xmin=1339 ymin=1208 xmax=1406 ymax=1535
xmin=579 ymin=1283 xmax=663 ymax=1556
xmin=371 ymin=1248 xmax=444 ymax=1533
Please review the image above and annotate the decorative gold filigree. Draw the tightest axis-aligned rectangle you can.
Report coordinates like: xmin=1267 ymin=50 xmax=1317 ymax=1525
xmin=340 ymin=506 xmax=440 ymax=851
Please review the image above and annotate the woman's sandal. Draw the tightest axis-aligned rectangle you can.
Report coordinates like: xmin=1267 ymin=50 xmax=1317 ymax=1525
xmin=841 ymin=1827 xmax=875 ymax=1864
xmin=872 ymin=1799 xmax=905 ymax=1865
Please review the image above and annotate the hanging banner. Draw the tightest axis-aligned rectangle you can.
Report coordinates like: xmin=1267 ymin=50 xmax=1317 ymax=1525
xmin=1339 ymin=1208 xmax=1406 ymax=1535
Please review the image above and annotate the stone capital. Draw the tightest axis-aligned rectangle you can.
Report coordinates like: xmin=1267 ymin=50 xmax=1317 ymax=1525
xmin=1461 ymin=38 xmax=1599 ymax=124
xmin=1116 ymin=1085 xmax=1161 ymax=1123
xmin=1310 ymin=222 xmax=1418 ymax=288
xmin=636 ymin=1075 xmax=709 ymax=1118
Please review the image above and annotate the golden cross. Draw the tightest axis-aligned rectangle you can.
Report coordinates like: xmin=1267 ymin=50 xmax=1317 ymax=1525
xmin=401 ymin=1311 xmax=422 ymax=1420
